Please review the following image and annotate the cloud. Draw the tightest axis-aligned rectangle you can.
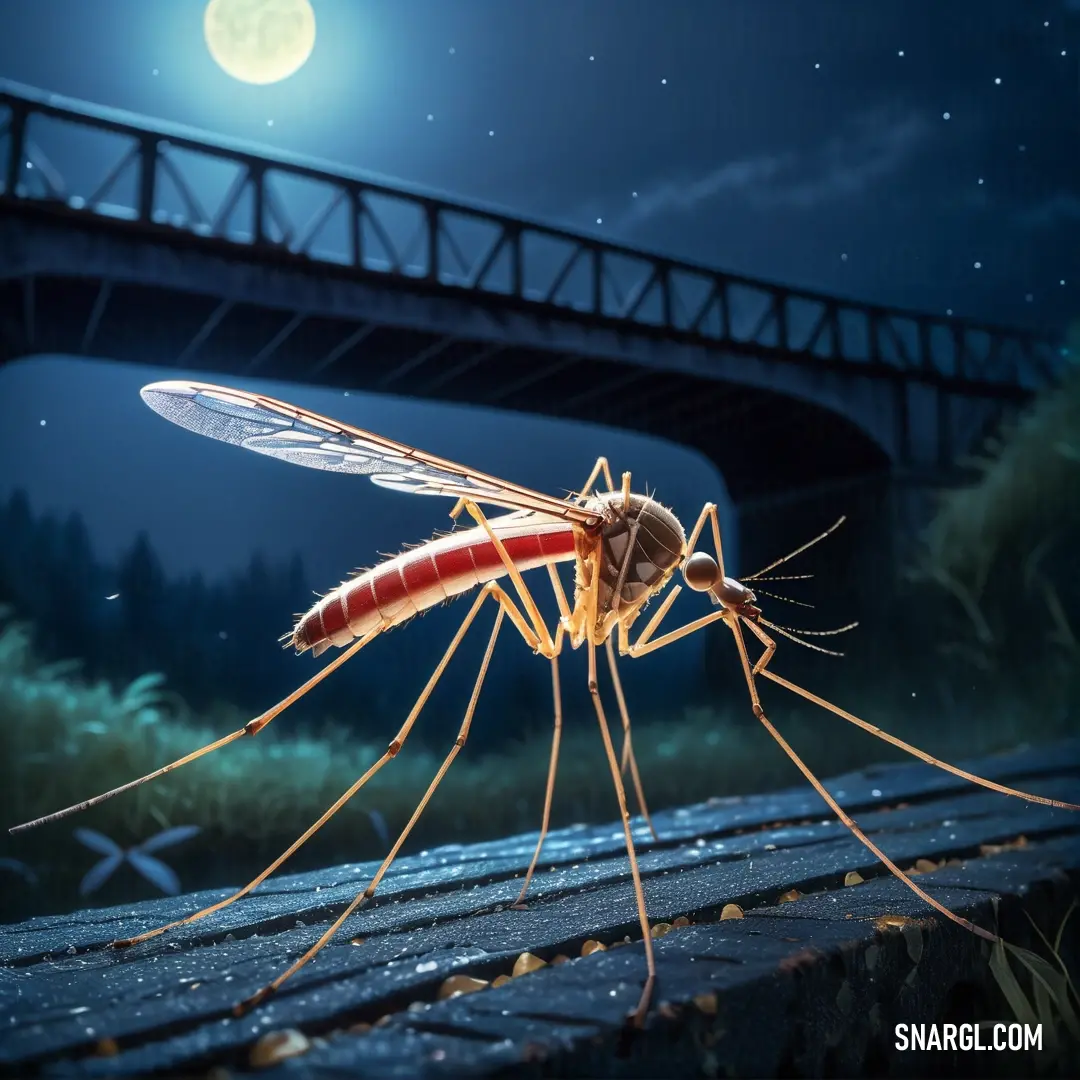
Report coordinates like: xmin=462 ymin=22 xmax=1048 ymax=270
xmin=624 ymin=107 xmax=932 ymax=226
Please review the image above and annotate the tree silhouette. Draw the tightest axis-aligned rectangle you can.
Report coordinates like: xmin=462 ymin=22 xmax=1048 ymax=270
xmin=117 ymin=532 xmax=168 ymax=677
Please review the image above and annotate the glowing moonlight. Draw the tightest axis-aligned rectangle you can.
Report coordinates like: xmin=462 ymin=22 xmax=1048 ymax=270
xmin=204 ymin=0 xmax=316 ymax=85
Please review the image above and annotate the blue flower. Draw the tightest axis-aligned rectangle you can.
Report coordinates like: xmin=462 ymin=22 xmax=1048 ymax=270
xmin=74 ymin=825 xmax=201 ymax=897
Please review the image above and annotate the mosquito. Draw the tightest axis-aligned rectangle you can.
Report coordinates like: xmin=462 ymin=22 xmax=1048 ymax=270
xmin=11 ymin=380 xmax=1079 ymax=1029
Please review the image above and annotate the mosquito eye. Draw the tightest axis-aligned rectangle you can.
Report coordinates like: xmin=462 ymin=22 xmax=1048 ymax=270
xmin=682 ymin=552 xmax=720 ymax=591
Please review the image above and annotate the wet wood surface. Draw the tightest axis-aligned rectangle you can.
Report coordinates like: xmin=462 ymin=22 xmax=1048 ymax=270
xmin=2 ymin=739 xmax=1079 ymax=1078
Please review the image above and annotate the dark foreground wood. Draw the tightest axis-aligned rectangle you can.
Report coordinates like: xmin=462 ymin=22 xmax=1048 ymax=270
xmin=2 ymin=741 xmax=1079 ymax=1079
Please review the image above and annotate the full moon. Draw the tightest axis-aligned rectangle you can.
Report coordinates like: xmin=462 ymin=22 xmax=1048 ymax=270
xmin=204 ymin=0 xmax=316 ymax=86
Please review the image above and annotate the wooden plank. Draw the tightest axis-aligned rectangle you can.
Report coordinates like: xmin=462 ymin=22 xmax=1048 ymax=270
xmin=1 ymin=740 xmax=1078 ymax=1076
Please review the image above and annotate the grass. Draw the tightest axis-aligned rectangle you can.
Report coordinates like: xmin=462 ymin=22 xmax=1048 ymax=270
xmin=990 ymin=898 xmax=1080 ymax=1064
xmin=911 ymin=337 xmax=1080 ymax=649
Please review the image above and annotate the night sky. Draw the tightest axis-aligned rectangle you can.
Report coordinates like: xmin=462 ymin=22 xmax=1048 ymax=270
xmin=0 ymin=0 xmax=1077 ymax=590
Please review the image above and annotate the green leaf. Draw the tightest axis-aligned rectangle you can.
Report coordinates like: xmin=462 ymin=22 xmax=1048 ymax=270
xmin=1053 ymin=900 xmax=1076 ymax=967
xmin=990 ymin=937 xmax=1039 ymax=1029
xmin=121 ymin=672 xmax=167 ymax=714
xmin=1006 ymin=941 xmax=1080 ymax=1042
xmin=1032 ymin=978 xmax=1059 ymax=1057
xmin=1026 ymin=903 xmax=1079 ymax=1011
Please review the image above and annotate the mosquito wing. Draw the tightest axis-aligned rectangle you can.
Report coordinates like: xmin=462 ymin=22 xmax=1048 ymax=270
xmin=141 ymin=380 xmax=600 ymax=524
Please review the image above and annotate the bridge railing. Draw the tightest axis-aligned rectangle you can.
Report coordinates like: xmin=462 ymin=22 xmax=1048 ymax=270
xmin=0 ymin=80 xmax=1064 ymax=390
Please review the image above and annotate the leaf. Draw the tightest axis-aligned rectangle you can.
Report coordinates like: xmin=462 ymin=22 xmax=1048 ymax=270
xmin=120 ymin=673 xmax=167 ymax=714
xmin=989 ymin=937 xmax=1039 ymax=1029
xmin=1053 ymin=899 xmax=1076 ymax=959
xmin=36 ymin=658 xmax=83 ymax=680
xmin=80 ymin=853 xmax=123 ymax=896
xmin=1032 ymin=978 xmax=1060 ymax=1056
xmin=1025 ymin=904 xmax=1079 ymax=1007
xmin=137 ymin=825 xmax=201 ymax=853
xmin=1006 ymin=941 xmax=1080 ymax=1042
xmin=73 ymin=828 xmax=122 ymax=857
xmin=127 ymin=851 xmax=180 ymax=895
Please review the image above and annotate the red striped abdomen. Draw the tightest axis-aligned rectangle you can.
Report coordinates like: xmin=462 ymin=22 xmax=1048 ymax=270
xmin=291 ymin=512 xmax=578 ymax=655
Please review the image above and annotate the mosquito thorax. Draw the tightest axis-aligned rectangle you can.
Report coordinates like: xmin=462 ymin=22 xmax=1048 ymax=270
xmin=586 ymin=491 xmax=686 ymax=611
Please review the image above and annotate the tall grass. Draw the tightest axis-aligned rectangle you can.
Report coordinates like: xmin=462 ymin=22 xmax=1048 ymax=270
xmin=909 ymin=335 xmax=1080 ymax=715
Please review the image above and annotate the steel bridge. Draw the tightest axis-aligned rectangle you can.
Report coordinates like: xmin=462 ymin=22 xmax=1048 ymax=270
xmin=0 ymin=79 xmax=1064 ymax=502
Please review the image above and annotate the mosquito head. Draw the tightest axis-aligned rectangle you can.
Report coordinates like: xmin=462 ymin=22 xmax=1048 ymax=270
xmin=681 ymin=552 xmax=760 ymax=616
xmin=682 ymin=551 xmax=722 ymax=592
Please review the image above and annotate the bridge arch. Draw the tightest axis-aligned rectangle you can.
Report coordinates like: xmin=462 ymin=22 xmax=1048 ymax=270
xmin=0 ymin=231 xmax=893 ymax=503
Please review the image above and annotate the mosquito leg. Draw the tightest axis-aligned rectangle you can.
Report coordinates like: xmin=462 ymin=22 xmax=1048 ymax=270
xmin=112 ymin=588 xmax=498 ymax=948
xmin=491 ymin=571 xmax=569 ymax=906
xmin=238 ymin=603 xmax=506 ymax=1013
xmin=546 ymin=562 xmax=572 ymax=628
xmin=515 ymin=632 xmax=564 ymax=907
xmin=10 ymin=623 xmax=386 ymax=835
xmin=619 ymin=585 xmax=1073 ymax=940
xmin=726 ymin=616 xmax=998 ymax=942
xmin=606 ymin=638 xmax=658 ymax=841
xmin=739 ymin=616 xmax=1080 ymax=813
xmin=588 ymin=638 xmax=657 ymax=1028
xmin=460 ymin=498 xmax=558 ymax=656
xmin=575 ymin=456 xmax=617 ymax=501
xmin=626 ymin=607 xmax=731 ymax=658
xmin=510 ymin=559 xmax=585 ymax=905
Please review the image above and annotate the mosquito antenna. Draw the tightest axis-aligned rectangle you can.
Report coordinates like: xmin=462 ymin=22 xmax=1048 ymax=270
xmin=743 ymin=516 xmax=846 ymax=581
xmin=756 ymin=619 xmax=846 ymax=657
xmin=749 ymin=573 xmax=814 ymax=583
xmin=753 ymin=588 xmax=815 ymax=609
xmin=760 ymin=617 xmax=859 ymax=638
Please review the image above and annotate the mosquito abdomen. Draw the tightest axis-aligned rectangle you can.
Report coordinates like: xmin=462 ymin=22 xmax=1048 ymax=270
xmin=291 ymin=514 xmax=578 ymax=655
